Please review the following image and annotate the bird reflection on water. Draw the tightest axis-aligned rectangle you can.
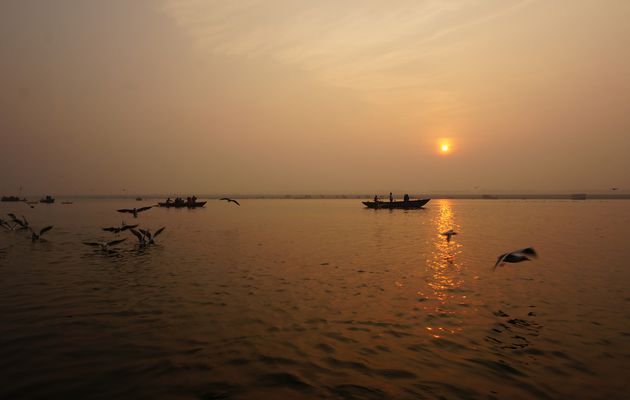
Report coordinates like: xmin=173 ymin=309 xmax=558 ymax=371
xmin=422 ymin=200 xmax=466 ymax=338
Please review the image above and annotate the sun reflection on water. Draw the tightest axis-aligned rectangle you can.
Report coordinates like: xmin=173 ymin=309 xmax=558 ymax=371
xmin=420 ymin=200 xmax=466 ymax=338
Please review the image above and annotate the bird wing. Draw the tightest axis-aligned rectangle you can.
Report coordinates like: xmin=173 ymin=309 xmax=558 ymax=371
xmin=154 ymin=227 xmax=165 ymax=238
xmin=493 ymin=253 xmax=508 ymax=270
xmin=514 ymin=247 xmax=537 ymax=258
xmin=117 ymin=209 xmax=133 ymax=213
xmin=129 ymin=229 xmax=144 ymax=242
xmin=22 ymin=216 xmax=28 ymax=226
xmin=139 ymin=228 xmax=149 ymax=237
xmin=39 ymin=226 xmax=53 ymax=236
xmin=137 ymin=206 xmax=152 ymax=212
xmin=83 ymin=242 xmax=101 ymax=247
xmin=107 ymin=238 xmax=127 ymax=246
xmin=219 ymin=198 xmax=229 ymax=201
xmin=7 ymin=213 xmax=18 ymax=222
xmin=102 ymin=227 xmax=116 ymax=232
xmin=232 ymin=200 xmax=240 ymax=206
xmin=121 ymin=224 xmax=138 ymax=231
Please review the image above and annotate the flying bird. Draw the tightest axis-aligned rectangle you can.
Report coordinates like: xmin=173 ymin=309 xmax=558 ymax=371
xmin=117 ymin=206 xmax=152 ymax=218
xmin=83 ymin=238 xmax=127 ymax=252
xmin=7 ymin=214 xmax=29 ymax=230
xmin=440 ymin=229 xmax=458 ymax=243
xmin=611 ymin=187 xmax=619 ymax=191
xmin=102 ymin=221 xmax=138 ymax=234
xmin=130 ymin=227 xmax=165 ymax=246
xmin=494 ymin=247 xmax=538 ymax=270
xmin=29 ymin=226 xmax=53 ymax=242
xmin=0 ymin=218 xmax=11 ymax=230
xmin=220 ymin=198 xmax=240 ymax=206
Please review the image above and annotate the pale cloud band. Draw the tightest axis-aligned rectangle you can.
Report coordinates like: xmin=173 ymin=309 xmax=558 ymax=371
xmin=163 ymin=0 xmax=533 ymax=93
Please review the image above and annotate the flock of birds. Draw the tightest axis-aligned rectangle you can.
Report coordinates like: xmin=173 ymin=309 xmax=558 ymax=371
xmin=440 ymin=229 xmax=538 ymax=270
xmin=2 ymin=198 xmax=535 ymax=269
xmin=0 ymin=198 xmax=243 ymax=255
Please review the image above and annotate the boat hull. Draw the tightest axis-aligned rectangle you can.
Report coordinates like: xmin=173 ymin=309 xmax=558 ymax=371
xmin=158 ymin=201 xmax=206 ymax=208
xmin=362 ymin=199 xmax=430 ymax=209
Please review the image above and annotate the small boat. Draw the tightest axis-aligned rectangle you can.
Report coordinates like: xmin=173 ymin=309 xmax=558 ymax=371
xmin=135 ymin=197 xmax=143 ymax=201
xmin=362 ymin=198 xmax=430 ymax=209
xmin=1 ymin=196 xmax=26 ymax=202
xmin=158 ymin=201 xmax=207 ymax=208
xmin=40 ymin=195 xmax=55 ymax=204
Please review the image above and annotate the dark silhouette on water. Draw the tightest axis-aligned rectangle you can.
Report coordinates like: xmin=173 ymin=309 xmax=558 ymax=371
xmin=130 ymin=227 xmax=165 ymax=246
xmin=440 ymin=229 xmax=458 ymax=242
xmin=40 ymin=195 xmax=55 ymax=204
xmin=494 ymin=247 xmax=538 ymax=270
xmin=220 ymin=198 xmax=240 ymax=206
xmin=29 ymin=225 xmax=53 ymax=242
xmin=102 ymin=221 xmax=138 ymax=234
xmin=83 ymin=238 xmax=127 ymax=252
xmin=117 ymin=206 xmax=152 ymax=218
xmin=7 ymin=214 xmax=29 ymax=230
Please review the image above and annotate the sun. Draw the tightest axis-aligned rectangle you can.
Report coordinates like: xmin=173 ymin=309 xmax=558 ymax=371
xmin=441 ymin=144 xmax=449 ymax=153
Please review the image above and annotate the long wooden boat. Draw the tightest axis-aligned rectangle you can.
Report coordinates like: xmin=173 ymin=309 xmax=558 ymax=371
xmin=1 ymin=196 xmax=26 ymax=202
xmin=362 ymin=198 xmax=430 ymax=209
xmin=158 ymin=201 xmax=207 ymax=208
xmin=40 ymin=196 xmax=55 ymax=204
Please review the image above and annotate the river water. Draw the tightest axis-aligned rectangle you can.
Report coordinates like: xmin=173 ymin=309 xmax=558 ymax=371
xmin=1 ymin=199 xmax=628 ymax=399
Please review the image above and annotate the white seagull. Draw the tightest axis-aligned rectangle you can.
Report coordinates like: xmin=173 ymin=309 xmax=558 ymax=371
xmin=494 ymin=247 xmax=538 ymax=270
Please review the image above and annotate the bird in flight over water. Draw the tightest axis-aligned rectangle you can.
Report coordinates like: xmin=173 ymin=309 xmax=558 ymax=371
xmin=29 ymin=226 xmax=53 ymax=242
xmin=494 ymin=247 xmax=538 ymax=270
xmin=102 ymin=221 xmax=138 ymax=234
xmin=83 ymin=238 xmax=127 ymax=252
xmin=440 ymin=229 xmax=458 ymax=242
xmin=130 ymin=227 xmax=165 ymax=246
xmin=117 ymin=206 xmax=152 ymax=218
xmin=220 ymin=198 xmax=240 ymax=206
xmin=7 ymin=214 xmax=29 ymax=230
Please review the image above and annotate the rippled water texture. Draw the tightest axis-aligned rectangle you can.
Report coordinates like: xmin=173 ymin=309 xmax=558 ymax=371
xmin=1 ymin=199 xmax=629 ymax=399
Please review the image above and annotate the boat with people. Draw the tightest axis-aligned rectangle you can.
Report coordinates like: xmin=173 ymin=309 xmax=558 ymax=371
xmin=40 ymin=195 xmax=55 ymax=204
xmin=362 ymin=198 xmax=430 ymax=209
xmin=158 ymin=196 xmax=206 ymax=208
xmin=1 ymin=196 xmax=26 ymax=202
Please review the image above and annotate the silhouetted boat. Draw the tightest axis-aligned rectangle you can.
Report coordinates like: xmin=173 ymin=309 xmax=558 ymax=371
xmin=1 ymin=196 xmax=26 ymax=202
xmin=571 ymin=193 xmax=587 ymax=200
xmin=135 ymin=197 xmax=143 ymax=201
xmin=40 ymin=195 xmax=55 ymax=204
xmin=362 ymin=199 xmax=430 ymax=209
xmin=158 ymin=201 xmax=206 ymax=208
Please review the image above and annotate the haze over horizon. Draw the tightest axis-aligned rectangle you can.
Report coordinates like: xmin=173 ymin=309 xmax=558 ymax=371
xmin=2 ymin=0 xmax=629 ymax=195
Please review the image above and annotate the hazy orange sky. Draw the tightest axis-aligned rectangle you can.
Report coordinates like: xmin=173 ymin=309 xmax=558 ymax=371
xmin=1 ymin=0 xmax=629 ymax=195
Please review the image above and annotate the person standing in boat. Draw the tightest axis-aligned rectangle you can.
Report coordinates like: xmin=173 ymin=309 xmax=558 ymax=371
xmin=403 ymin=194 xmax=409 ymax=202
xmin=389 ymin=192 xmax=393 ymax=203
xmin=374 ymin=194 xmax=379 ymax=202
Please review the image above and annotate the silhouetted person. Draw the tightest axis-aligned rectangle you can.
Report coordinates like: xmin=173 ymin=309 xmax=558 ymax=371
xmin=192 ymin=195 xmax=197 ymax=204
xmin=404 ymin=194 xmax=409 ymax=202
xmin=389 ymin=192 xmax=393 ymax=203
xmin=166 ymin=197 xmax=172 ymax=204
xmin=374 ymin=195 xmax=379 ymax=202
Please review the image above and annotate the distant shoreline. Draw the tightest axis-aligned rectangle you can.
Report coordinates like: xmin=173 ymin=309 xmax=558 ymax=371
xmin=5 ymin=194 xmax=630 ymax=200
